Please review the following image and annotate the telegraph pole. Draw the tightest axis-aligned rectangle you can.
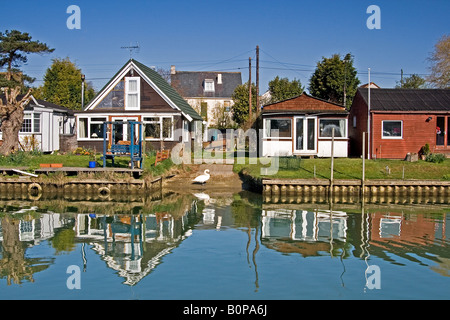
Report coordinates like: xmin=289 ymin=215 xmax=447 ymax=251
xmin=256 ymin=45 xmax=260 ymax=114
xmin=249 ymin=57 xmax=252 ymax=120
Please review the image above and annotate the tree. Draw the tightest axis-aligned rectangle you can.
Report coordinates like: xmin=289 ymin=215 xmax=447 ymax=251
xmin=0 ymin=30 xmax=54 ymax=155
xmin=231 ymin=82 xmax=257 ymax=128
xmin=268 ymin=76 xmax=304 ymax=103
xmin=308 ymin=53 xmax=360 ymax=108
xmin=34 ymin=57 xmax=95 ymax=110
xmin=427 ymin=34 xmax=450 ymax=88
xmin=395 ymin=74 xmax=427 ymax=89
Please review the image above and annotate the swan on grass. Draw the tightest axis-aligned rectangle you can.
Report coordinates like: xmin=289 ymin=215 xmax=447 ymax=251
xmin=192 ymin=169 xmax=210 ymax=184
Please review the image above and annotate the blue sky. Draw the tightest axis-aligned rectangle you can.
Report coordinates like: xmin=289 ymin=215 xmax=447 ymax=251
xmin=1 ymin=0 xmax=449 ymax=92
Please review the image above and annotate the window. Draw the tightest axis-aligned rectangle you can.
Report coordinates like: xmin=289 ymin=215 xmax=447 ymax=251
xmin=97 ymin=80 xmax=124 ymax=109
xmin=204 ymin=79 xmax=214 ymax=93
xmin=264 ymin=118 xmax=292 ymax=138
xmin=382 ymin=121 xmax=402 ymax=139
xmin=144 ymin=117 xmax=161 ymax=139
xmin=78 ymin=117 xmax=106 ymax=139
xmin=20 ymin=113 xmax=41 ymax=133
xmin=201 ymin=102 xmax=208 ymax=120
xmin=319 ymin=119 xmax=346 ymax=138
xmin=162 ymin=117 xmax=173 ymax=139
xmin=125 ymin=77 xmax=140 ymax=110
xmin=21 ymin=114 xmax=32 ymax=133
xmin=89 ymin=117 xmax=107 ymax=139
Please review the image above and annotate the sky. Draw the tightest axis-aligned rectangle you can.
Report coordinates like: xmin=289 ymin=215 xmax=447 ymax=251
xmin=1 ymin=0 xmax=449 ymax=93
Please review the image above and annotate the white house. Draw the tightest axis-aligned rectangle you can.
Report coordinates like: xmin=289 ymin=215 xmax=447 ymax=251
xmin=0 ymin=95 xmax=75 ymax=153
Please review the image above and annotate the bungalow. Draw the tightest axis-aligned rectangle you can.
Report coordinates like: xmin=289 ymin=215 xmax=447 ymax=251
xmin=76 ymin=59 xmax=203 ymax=152
xmin=0 ymin=95 xmax=75 ymax=153
xmin=260 ymin=93 xmax=349 ymax=157
xmin=170 ymin=66 xmax=242 ymax=130
xmin=349 ymin=88 xmax=450 ymax=159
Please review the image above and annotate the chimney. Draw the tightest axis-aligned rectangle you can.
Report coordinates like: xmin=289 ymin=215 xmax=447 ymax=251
xmin=217 ymin=73 xmax=222 ymax=84
xmin=171 ymin=65 xmax=176 ymax=75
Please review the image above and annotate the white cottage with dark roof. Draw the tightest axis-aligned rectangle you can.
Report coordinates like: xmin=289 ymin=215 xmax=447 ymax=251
xmin=170 ymin=66 xmax=242 ymax=129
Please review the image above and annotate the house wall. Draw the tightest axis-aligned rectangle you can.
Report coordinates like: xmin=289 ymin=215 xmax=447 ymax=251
xmin=348 ymin=92 xmax=369 ymax=157
xmin=185 ymin=97 xmax=234 ymax=128
xmin=371 ymin=112 xmax=446 ymax=159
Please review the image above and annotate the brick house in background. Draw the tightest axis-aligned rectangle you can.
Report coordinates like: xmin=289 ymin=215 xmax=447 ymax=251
xmin=349 ymin=88 xmax=450 ymax=159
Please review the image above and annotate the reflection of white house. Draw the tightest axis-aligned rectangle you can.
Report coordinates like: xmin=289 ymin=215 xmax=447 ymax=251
xmin=261 ymin=209 xmax=347 ymax=242
xmin=74 ymin=212 xmax=194 ymax=285
xmin=0 ymin=95 xmax=75 ymax=153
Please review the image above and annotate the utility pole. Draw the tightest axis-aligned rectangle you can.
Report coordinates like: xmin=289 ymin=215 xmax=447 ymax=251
xmin=401 ymin=69 xmax=404 ymax=88
xmin=249 ymin=57 xmax=252 ymax=120
xmin=81 ymin=74 xmax=85 ymax=110
xmin=367 ymin=68 xmax=371 ymax=160
xmin=256 ymin=45 xmax=260 ymax=115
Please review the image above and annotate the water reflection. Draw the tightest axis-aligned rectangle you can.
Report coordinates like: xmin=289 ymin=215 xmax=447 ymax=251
xmin=0 ymin=192 xmax=449 ymax=296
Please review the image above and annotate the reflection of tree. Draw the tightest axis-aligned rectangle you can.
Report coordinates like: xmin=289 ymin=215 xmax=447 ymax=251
xmin=0 ymin=216 xmax=52 ymax=285
xmin=50 ymin=228 xmax=76 ymax=254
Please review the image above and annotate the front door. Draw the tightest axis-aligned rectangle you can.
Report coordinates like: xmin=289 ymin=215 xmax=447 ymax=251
xmin=110 ymin=116 xmax=138 ymax=144
xmin=436 ymin=116 xmax=448 ymax=148
xmin=294 ymin=117 xmax=317 ymax=154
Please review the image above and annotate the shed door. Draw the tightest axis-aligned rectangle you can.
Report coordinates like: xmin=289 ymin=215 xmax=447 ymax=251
xmin=294 ymin=117 xmax=316 ymax=154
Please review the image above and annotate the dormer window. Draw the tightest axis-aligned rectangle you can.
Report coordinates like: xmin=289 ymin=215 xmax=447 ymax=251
xmin=204 ymin=79 xmax=215 ymax=93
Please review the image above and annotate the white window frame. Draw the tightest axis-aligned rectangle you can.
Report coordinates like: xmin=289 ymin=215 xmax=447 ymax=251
xmin=143 ymin=115 xmax=174 ymax=141
xmin=318 ymin=118 xmax=348 ymax=139
xmin=382 ymin=120 xmax=403 ymax=139
xmin=125 ymin=76 xmax=141 ymax=110
xmin=77 ymin=116 xmax=107 ymax=140
xmin=263 ymin=118 xmax=292 ymax=139
xmin=204 ymin=79 xmax=215 ymax=93
xmin=20 ymin=112 xmax=41 ymax=134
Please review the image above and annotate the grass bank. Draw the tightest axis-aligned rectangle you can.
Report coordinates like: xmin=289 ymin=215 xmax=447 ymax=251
xmin=233 ymin=157 xmax=450 ymax=181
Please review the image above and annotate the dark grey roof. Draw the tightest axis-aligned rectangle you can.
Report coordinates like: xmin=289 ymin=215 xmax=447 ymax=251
xmin=1 ymin=94 xmax=73 ymax=115
xmin=171 ymin=71 xmax=242 ymax=98
xmin=357 ymin=88 xmax=450 ymax=112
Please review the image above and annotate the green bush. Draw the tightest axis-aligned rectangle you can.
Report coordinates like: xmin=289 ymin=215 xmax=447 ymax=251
xmin=425 ymin=153 xmax=446 ymax=163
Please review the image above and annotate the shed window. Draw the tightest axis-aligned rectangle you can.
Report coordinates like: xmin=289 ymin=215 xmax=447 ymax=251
xmin=382 ymin=121 xmax=402 ymax=139
xmin=264 ymin=119 xmax=292 ymax=138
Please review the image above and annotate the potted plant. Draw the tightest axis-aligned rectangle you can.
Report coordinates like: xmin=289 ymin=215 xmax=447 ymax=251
xmin=89 ymin=149 xmax=97 ymax=168
xmin=419 ymin=143 xmax=430 ymax=160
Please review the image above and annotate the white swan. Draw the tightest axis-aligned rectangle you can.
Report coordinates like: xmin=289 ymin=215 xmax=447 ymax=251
xmin=193 ymin=169 xmax=210 ymax=184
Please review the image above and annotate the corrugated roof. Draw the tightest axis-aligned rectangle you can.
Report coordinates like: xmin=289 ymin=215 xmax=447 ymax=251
xmin=357 ymin=88 xmax=450 ymax=111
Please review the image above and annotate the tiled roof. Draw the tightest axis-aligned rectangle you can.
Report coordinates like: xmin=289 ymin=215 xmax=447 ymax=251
xmin=262 ymin=92 xmax=348 ymax=114
xmin=171 ymin=71 xmax=242 ymax=98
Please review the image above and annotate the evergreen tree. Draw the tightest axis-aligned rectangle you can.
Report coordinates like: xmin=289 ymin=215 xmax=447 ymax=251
xmin=309 ymin=53 xmax=360 ymax=108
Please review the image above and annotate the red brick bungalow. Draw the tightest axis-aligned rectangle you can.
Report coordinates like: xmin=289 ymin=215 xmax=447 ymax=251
xmin=349 ymin=88 xmax=450 ymax=159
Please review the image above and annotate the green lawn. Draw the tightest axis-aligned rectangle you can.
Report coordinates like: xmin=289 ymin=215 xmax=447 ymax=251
xmin=1 ymin=151 xmax=449 ymax=181
xmin=234 ymin=157 xmax=450 ymax=180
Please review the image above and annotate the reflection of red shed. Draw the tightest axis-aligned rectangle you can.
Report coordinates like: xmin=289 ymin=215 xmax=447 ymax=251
xmin=260 ymin=93 xmax=349 ymax=157
xmin=349 ymin=88 xmax=450 ymax=159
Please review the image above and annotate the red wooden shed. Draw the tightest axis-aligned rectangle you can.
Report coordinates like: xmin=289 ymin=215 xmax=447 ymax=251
xmin=349 ymin=88 xmax=450 ymax=159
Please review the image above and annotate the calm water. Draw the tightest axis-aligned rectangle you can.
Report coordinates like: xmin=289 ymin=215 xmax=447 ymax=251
xmin=0 ymin=191 xmax=449 ymax=300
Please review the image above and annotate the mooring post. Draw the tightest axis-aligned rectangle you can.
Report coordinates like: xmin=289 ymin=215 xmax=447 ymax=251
xmin=362 ymin=132 xmax=366 ymax=202
xmin=329 ymin=128 xmax=335 ymax=201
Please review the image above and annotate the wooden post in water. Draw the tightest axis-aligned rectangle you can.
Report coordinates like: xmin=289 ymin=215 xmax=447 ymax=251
xmin=362 ymin=132 xmax=366 ymax=202
xmin=329 ymin=127 xmax=335 ymax=202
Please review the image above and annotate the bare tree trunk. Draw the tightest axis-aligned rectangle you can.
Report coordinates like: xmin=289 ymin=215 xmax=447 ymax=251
xmin=0 ymin=86 xmax=32 ymax=156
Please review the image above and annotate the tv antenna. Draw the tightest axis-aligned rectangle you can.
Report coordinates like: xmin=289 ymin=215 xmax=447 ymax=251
xmin=121 ymin=42 xmax=140 ymax=58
